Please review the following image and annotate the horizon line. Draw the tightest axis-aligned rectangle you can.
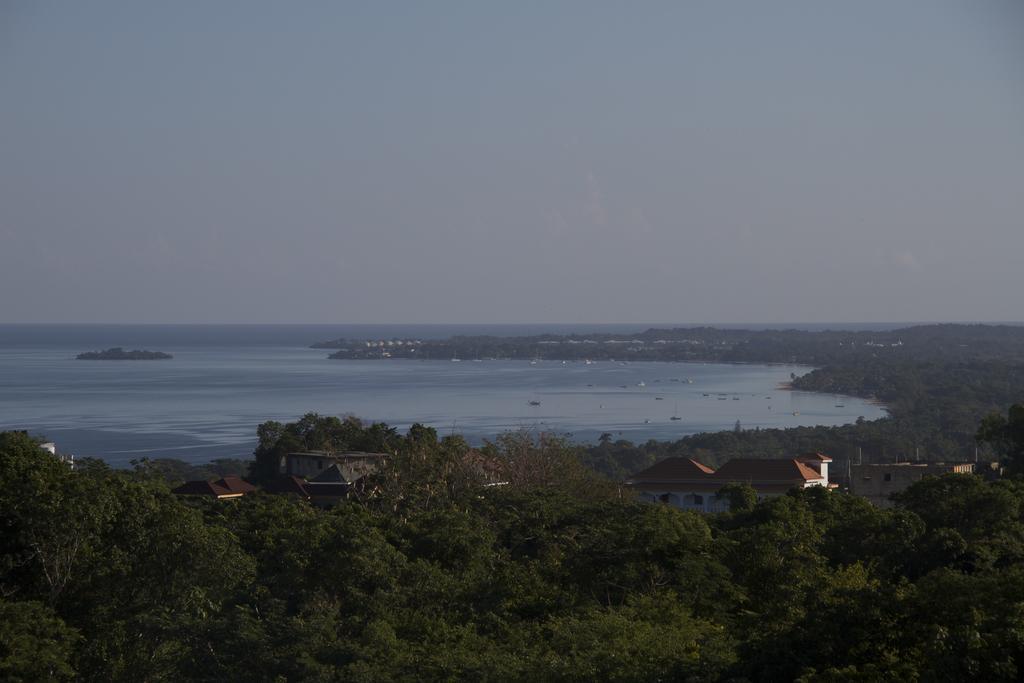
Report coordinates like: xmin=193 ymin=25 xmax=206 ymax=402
xmin=2 ymin=320 xmax=1022 ymax=327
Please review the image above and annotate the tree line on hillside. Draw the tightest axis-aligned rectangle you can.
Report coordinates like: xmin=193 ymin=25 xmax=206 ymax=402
xmin=4 ymin=406 xmax=1024 ymax=681
xmin=308 ymin=324 xmax=1024 ymax=468
xmin=315 ymin=324 xmax=1024 ymax=364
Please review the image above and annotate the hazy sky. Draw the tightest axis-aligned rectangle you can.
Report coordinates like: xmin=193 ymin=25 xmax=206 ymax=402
xmin=2 ymin=1 xmax=1022 ymax=324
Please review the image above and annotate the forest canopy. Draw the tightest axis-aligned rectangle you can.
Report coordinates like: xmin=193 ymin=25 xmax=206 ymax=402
xmin=5 ymin=413 xmax=1024 ymax=681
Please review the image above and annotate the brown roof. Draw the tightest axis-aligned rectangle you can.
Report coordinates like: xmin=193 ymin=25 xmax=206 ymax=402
xmin=172 ymin=476 xmax=255 ymax=498
xmin=214 ymin=476 xmax=256 ymax=493
xmin=713 ymin=458 xmax=823 ymax=483
xmin=172 ymin=480 xmax=233 ymax=497
xmin=626 ymin=458 xmax=715 ymax=483
xmin=264 ymin=475 xmax=310 ymax=497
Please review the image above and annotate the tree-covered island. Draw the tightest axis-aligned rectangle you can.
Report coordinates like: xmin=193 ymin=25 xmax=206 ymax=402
xmin=76 ymin=347 xmax=173 ymax=360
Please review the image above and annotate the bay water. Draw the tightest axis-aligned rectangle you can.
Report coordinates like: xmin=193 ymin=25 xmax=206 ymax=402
xmin=0 ymin=324 xmax=887 ymax=466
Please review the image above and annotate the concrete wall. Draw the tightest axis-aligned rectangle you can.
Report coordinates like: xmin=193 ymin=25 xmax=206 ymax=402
xmin=850 ymin=463 xmax=974 ymax=507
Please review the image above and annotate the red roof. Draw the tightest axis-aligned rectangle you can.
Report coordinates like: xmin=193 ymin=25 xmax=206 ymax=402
xmin=626 ymin=458 xmax=715 ymax=483
xmin=713 ymin=458 xmax=823 ymax=483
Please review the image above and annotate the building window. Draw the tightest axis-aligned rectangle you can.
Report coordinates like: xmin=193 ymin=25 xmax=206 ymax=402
xmin=883 ymin=473 xmax=891 ymax=482
xmin=692 ymin=494 xmax=703 ymax=505
xmin=318 ymin=461 xmax=324 ymax=470
xmin=659 ymin=493 xmax=671 ymax=504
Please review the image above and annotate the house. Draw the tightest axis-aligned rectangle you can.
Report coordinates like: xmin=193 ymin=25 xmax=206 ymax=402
xmin=281 ymin=451 xmax=387 ymax=480
xmin=172 ymin=476 xmax=256 ymax=499
xmin=849 ymin=461 xmax=974 ymax=507
xmin=38 ymin=440 xmax=74 ymax=466
xmin=263 ymin=465 xmax=359 ymax=507
xmin=625 ymin=452 xmax=833 ymax=513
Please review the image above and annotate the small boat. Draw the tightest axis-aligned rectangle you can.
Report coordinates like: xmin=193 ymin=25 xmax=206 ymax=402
xmin=792 ymin=411 xmax=800 ymax=416
xmin=637 ymin=381 xmax=645 ymax=387
xmin=732 ymin=396 xmax=740 ymax=401
xmin=670 ymin=402 xmax=682 ymax=420
xmin=655 ymin=397 xmax=664 ymax=400
xmin=686 ymin=378 xmax=694 ymax=384
xmin=670 ymin=416 xmax=682 ymax=421
xmin=644 ymin=419 xmax=651 ymax=424
xmin=528 ymin=400 xmax=541 ymax=406
xmin=450 ymin=358 xmax=461 ymax=362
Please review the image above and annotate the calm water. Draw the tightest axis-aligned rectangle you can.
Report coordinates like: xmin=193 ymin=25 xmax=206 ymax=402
xmin=0 ymin=325 xmax=887 ymax=466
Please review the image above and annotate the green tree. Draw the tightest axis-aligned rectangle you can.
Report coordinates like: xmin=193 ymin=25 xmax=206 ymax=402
xmin=977 ymin=403 xmax=1024 ymax=473
xmin=0 ymin=599 xmax=79 ymax=681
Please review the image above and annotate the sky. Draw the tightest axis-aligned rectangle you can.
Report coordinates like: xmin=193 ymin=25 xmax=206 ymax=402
xmin=1 ymin=1 xmax=1023 ymax=324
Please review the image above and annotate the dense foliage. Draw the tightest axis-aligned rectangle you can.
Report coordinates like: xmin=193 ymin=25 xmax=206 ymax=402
xmin=6 ymin=414 xmax=1024 ymax=681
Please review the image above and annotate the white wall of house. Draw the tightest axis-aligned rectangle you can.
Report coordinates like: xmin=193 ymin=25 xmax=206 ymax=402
xmin=636 ymin=489 xmax=731 ymax=514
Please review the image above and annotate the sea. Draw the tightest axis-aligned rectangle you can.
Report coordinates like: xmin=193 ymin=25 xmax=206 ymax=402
xmin=0 ymin=324 xmax=891 ymax=467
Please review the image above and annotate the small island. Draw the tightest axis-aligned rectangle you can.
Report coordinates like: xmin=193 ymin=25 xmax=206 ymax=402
xmin=76 ymin=347 xmax=173 ymax=360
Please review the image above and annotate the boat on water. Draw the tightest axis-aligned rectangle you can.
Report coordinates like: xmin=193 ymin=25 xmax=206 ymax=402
xmin=528 ymin=400 xmax=541 ymax=406
xmin=655 ymin=396 xmax=664 ymax=400
xmin=450 ymin=358 xmax=461 ymax=362
xmin=670 ymin=402 xmax=682 ymax=421
xmin=637 ymin=381 xmax=645 ymax=387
